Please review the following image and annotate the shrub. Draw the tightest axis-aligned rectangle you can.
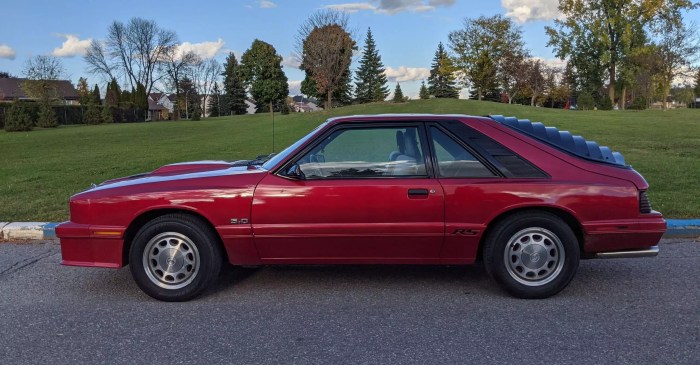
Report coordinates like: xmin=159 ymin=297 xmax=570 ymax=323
xmin=102 ymin=105 xmax=113 ymax=124
xmin=629 ymin=96 xmax=648 ymax=110
xmin=191 ymin=107 xmax=201 ymax=121
xmin=37 ymin=101 xmax=58 ymax=128
xmin=4 ymin=102 xmax=34 ymax=132
xmin=577 ymin=92 xmax=595 ymax=110
xmin=84 ymin=102 xmax=103 ymax=125
xmin=599 ymin=96 xmax=614 ymax=110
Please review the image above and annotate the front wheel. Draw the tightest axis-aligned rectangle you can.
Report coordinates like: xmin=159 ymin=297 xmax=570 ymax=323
xmin=129 ymin=213 xmax=223 ymax=301
xmin=483 ymin=211 xmax=580 ymax=299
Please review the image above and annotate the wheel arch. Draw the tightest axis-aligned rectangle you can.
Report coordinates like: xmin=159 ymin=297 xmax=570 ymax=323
xmin=122 ymin=208 xmax=228 ymax=266
xmin=477 ymin=206 xmax=584 ymax=261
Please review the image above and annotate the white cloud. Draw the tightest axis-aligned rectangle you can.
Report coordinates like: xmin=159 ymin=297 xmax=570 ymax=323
xmin=176 ymin=39 xmax=225 ymax=60
xmin=0 ymin=44 xmax=16 ymax=59
xmin=532 ymin=57 xmax=566 ymax=70
xmin=288 ymin=80 xmax=302 ymax=95
xmin=259 ymin=0 xmax=276 ymax=8
xmin=282 ymin=53 xmax=301 ymax=68
xmin=325 ymin=0 xmax=455 ymax=15
xmin=501 ymin=0 xmax=561 ymax=23
xmin=51 ymin=34 xmax=92 ymax=57
xmin=384 ymin=66 xmax=430 ymax=82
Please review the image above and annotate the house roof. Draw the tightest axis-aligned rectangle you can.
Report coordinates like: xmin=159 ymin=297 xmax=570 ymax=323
xmin=148 ymin=98 xmax=168 ymax=111
xmin=0 ymin=78 xmax=79 ymax=100
xmin=149 ymin=92 xmax=164 ymax=101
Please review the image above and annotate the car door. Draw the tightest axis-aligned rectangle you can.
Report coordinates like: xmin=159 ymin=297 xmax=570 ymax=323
xmin=251 ymin=123 xmax=445 ymax=263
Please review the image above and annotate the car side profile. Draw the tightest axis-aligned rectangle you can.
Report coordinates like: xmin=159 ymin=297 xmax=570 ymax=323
xmin=56 ymin=114 xmax=666 ymax=301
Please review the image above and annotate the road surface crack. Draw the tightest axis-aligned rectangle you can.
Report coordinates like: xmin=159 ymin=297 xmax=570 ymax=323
xmin=0 ymin=250 xmax=58 ymax=278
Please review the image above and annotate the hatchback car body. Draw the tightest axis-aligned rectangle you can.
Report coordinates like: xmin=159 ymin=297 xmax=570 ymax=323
xmin=56 ymin=114 xmax=666 ymax=301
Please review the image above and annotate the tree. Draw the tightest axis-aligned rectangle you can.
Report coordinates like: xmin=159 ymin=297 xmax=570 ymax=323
xmin=392 ymin=83 xmax=404 ymax=103
xmin=449 ymin=15 xmax=527 ymax=101
xmin=76 ymin=77 xmax=91 ymax=105
xmin=222 ymin=52 xmax=248 ymax=115
xmin=419 ymin=80 xmax=430 ymax=99
xmin=23 ymin=55 xmax=64 ymax=80
xmin=207 ymin=82 xmax=224 ymax=117
xmin=92 ymin=84 xmax=101 ymax=104
xmin=0 ymin=71 xmax=11 ymax=78
xmin=654 ymin=21 xmax=700 ymax=109
xmin=523 ymin=59 xmax=547 ymax=106
xmin=354 ymin=28 xmax=389 ymax=103
xmin=4 ymin=102 xmax=33 ymax=132
xmin=161 ymin=49 xmax=198 ymax=119
xmin=177 ymin=77 xmax=199 ymax=119
xmin=297 ymin=10 xmax=357 ymax=109
xmin=84 ymin=99 xmax=103 ymax=125
xmin=189 ymin=58 xmax=221 ymax=118
xmin=84 ymin=17 xmax=176 ymax=95
xmin=239 ymin=39 xmax=288 ymax=114
xmin=22 ymin=55 xmax=64 ymax=128
xmin=546 ymin=0 xmax=695 ymax=108
xmin=577 ymin=91 xmax=595 ymax=110
xmin=427 ymin=42 xmax=459 ymax=99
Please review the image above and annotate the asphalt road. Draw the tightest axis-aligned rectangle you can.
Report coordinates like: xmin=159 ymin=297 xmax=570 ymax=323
xmin=0 ymin=239 xmax=698 ymax=365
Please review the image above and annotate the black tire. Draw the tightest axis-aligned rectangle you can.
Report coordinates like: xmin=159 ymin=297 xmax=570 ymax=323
xmin=483 ymin=211 xmax=580 ymax=299
xmin=129 ymin=213 xmax=223 ymax=301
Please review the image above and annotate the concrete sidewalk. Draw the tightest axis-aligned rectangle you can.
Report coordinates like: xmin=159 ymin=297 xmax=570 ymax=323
xmin=2 ymin=220 xmax=699 ymax=241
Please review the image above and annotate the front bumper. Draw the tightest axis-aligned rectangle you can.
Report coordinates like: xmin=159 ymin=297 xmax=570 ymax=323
xmin=56 ymin=222 xmax=126 ymax=268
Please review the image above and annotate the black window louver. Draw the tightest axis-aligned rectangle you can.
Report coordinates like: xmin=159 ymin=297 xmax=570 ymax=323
xmin=489 ymin=115 xmax=627 ymax=167
xmin=639 ymin=191 xmax=652 ymax=214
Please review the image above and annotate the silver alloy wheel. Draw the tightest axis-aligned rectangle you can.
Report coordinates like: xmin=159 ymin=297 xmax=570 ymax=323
xmin=142 ymin=232 xmax=200 ymax=290
xmin=503 ymin=227 xmax=565 ymax=286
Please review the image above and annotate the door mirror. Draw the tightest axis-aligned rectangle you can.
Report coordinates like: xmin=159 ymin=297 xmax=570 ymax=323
xmin=285 ymin=164 xmax=305 ymax=180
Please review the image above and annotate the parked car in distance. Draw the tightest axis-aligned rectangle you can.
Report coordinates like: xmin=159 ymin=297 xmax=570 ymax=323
xmin=56 ymin=114 xmax=666 ymax=301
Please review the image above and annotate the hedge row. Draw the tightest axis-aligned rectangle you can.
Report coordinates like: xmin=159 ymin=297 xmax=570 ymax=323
xmin=0 ymin=102 xmax=151 ymax=130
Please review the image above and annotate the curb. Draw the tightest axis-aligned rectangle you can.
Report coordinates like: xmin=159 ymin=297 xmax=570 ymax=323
xmin=1 ymin=222 xmax=58 ymax=241
xmin=1 ymin=220 xmax=699 ymax=242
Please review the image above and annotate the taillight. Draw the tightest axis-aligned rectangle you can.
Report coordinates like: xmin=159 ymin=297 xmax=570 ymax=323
xmin=639 ymin=191 xmax=652 ymax=214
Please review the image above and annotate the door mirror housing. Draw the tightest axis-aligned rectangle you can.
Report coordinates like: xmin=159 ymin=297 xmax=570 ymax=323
xmin=285 ymin=164 xmax=305 ymax=180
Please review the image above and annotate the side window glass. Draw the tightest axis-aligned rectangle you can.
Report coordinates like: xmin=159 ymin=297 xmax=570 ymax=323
xmin=430 ymin=127 xmax=495 ymax=178
xmin=297 ymin=127 xmax=427 ymax=178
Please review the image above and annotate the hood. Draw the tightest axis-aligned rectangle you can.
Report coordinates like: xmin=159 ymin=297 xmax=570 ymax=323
xmin=90 ymin=160 xmax=264 ymax=192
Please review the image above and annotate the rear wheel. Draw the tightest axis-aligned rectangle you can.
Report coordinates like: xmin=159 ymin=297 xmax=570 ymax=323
xmin=129 ymin=213 xmax=222 ymax=301
xmin=483 ymin=211 xmax=580 ymax=299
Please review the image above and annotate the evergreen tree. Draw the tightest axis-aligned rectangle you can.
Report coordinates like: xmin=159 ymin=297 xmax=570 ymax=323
xmin=428 ymin=42 xmax=459 ymax=99
xmin=36 ymin=97 xmax=58 ymax=128
xmin=222 ymin=52 xmax=248 ymax=115
xmin=105 ymin=78 xmax=120 ymax=108
xmin=392 ymin=83 xmax=404 ymax=103
xmin=239 ymin=39 xmax=288 ymax=114
xmin=207 ymin=82 xmax=223 ymax=117
xmin=84 ymin=99 xmax=103 ymax=125
xmin=419 ymin=80 xmax=430 ymax=99
xmin=76 ymin=77 xmax=91 ymax=105
xmin=92 ymin=84 xmax=101 ymax=104
xmin=102 ymin=104 xmax=113 ymax=123
xmin=354 ymin=28 xmax=389 ymax=103
xmin=4 ymin=102 xmax=33 ymax=132
xmin=134 ymin=82 xmax=148 ymax=121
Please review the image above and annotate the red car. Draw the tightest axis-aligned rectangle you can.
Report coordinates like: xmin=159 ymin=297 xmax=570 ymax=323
xmin=56 ymin=114 xmax=665 ymax=301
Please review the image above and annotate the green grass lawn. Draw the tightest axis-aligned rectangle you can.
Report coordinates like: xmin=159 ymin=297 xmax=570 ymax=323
xmin=1 ymin=99 xmax=698 ymax=221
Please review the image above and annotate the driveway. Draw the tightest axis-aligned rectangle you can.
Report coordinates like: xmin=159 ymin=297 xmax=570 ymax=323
xmin=0 ymin=239 xmax=698 ymax=364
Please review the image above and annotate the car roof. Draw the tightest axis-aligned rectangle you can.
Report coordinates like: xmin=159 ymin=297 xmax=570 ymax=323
xmin=326 ymin=114 xmax=489 ymax=125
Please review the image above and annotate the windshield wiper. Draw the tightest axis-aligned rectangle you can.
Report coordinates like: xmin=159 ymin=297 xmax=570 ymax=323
xmin=231 ymin=153 xmax=276 ymax=167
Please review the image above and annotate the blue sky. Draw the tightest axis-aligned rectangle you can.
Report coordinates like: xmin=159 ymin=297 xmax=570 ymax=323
xmin=1 ymin=0 xmax=698 ymax=98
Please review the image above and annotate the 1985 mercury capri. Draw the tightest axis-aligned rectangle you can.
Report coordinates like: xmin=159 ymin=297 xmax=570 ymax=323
xmin=56 ymin=114 xmax=666 ymax=301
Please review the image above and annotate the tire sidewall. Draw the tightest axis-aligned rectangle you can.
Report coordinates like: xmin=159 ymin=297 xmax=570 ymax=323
xmin=129 ymin=216 xmax=221 ymax=301
xmin=485 ymin=212 xmax=580 ymax=299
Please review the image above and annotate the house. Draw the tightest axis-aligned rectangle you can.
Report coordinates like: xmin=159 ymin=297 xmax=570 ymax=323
xmin=147 ymin=98 xmax=168 ymax=121
xmin=291 ymin=95 xmax=322 ymax=112
xmin=0 ymin=77 xmax=79 ymax=104
xmin=199 ymin=95 xmax=257 ymax=117
xmin=147 ymin=93 xmax=177 ymax=120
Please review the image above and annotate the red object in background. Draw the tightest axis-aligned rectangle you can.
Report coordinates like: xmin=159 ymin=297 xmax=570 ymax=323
xmin=57 ymin=114 xmax=665 ymax=300
xmin=564 ymin=100 xmax=571 ymax=109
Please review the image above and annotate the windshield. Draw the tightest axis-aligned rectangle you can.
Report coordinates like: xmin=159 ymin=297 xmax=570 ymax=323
xmin=261 ymin=121 xmax=329 ymax=170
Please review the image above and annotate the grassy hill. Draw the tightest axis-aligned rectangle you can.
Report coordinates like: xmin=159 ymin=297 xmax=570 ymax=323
xmin=1 ymin=98 xmax=698 ymax=221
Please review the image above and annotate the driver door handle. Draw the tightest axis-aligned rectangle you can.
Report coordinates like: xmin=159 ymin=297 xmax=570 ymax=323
xmin=408 ymin=188 xmax=429 ymax=199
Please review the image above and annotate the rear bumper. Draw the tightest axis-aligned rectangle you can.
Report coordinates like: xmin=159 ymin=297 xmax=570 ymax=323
xmin=56 ymin=222 xmax=126 ymax=268
xmin=582 ymin=215 xmax=666 ymax=254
